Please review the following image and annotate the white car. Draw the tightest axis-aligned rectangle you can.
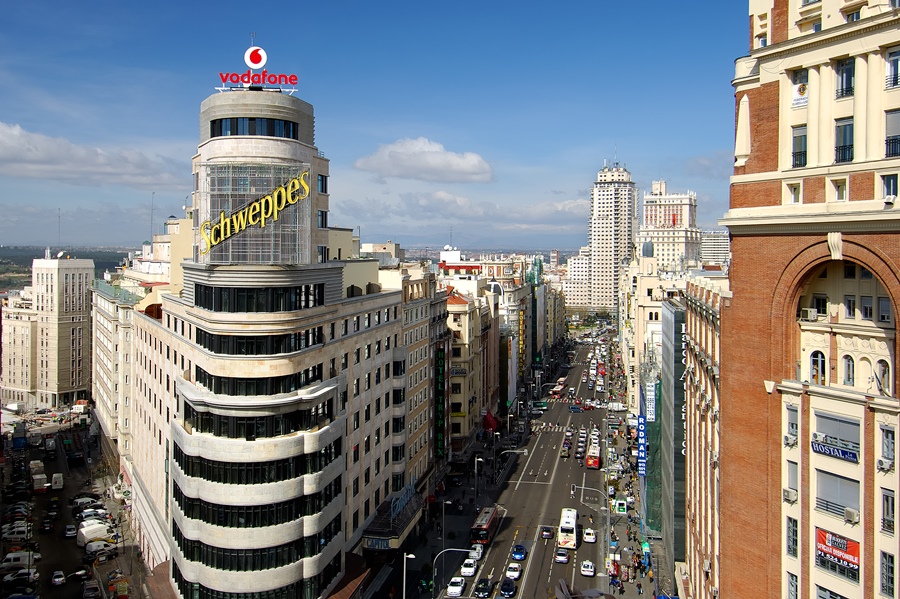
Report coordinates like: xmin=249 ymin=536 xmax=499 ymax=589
xmin=461 ymin=559 xmax=478 ymax=577
xmin=583 ymin=528 xmax=597 ymax=543
xmin=581 ymin=560 xmax=596 ymax=577
xmin=447 ymin=576 xmax=466 ymax=597
xmin=505 ymin=563 xmax=522 ymax=580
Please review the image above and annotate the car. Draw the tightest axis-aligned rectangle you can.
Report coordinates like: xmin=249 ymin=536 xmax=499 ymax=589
xmin=473 ymin=577 xmax=492 ymax=598
xmin=64 ymin=525 xmax=77 ymax=538
xmin=505 ymin=563 xmax=522 ymax=580
xmin=3 ymin=569 xmax=38 ymax=584
xmin=460 ymin=559 xmax=477 ymax=577
xmin=583 ymin=528 xmax=597 ymax=543
xmin=69 ymin=492 xmax=101 ymax=505
xmin=51 ymin=570 xmax=66 ymax=586
xmin=574 ymin=449 xmax=586 ymax=459
xmin=468 ymin=544 xmax=484 ymax=561
xmin=500 ymin=576 xmax=517 ymax=597
xmin=569 ymin=406 xmax=583 ymax=413
xmin=83 ymin=548 xmax=117 ymax=564
xmin=446 ymin=576 xmax=465 ymax=598
xmin=540 ymin=526 xmax=554 ymax=539
xmin=565 ymin=430 xmax=573 ymax=438
xmin=511 ymin=544 xmax=527 ymax=561
xmin=580 ymin=560 xmax=596 ymax=577
xmin=554 ymin=548 xmax=569 ymax=563
xmin=574 ymin=398 xmax=582 ymax=405
xmin=2 ymin=532 xmax=31 ymax=542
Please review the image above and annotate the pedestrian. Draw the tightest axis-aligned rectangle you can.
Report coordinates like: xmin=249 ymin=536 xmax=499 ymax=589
xmin=648 ymin=568 xmax=654 ymax=583
xmin=636 ymin=581 xmax=643 ymax=595
xmin=619 ymin=581 xmax=626 ymax=595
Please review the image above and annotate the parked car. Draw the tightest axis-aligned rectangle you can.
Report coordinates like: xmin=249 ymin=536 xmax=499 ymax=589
xmin=82 ymin=580 xmax=103 ymax=598
xmin=2 ymin=569 xmax=38 ymax=584
xmin=64 ymin=525 xmax=77 ymax=538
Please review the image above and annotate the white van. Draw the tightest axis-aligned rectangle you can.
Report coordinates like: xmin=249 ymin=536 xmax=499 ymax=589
xmin=72 ymin=497 xmax=97 ymax=509
xmin=51 ymin=473 xmax=63 ymax=490
xmin=0 ymin=552 xmax=40 ymax=570
xmin=84 ymin=540 xmax=117 ymax=554
xmin=77 ymin=523 xmax=114 ymax=547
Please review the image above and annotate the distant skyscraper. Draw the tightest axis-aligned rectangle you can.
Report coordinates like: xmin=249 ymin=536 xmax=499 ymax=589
xmin=637 ymin=181 xmax=701 ymax=271
xmin=699 ymin=229 xmax=730 ymax=265
xmin=588 ymin=163 xmax=637 ymax=310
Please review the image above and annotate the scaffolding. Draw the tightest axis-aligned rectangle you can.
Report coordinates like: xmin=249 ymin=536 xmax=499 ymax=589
xmin=196 ymin=162 xmax=311 ymax=265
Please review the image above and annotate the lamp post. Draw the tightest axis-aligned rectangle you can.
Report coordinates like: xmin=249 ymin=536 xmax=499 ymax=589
xmin=402 ymin=553 xmax=415 ymax=599
xmin=432 ymin=548 xmax=473 ymax=599
xmin=492 ymin=432 xmax=501 ymax=485
xmin=474 ymin=457 xmax=484 ymax=498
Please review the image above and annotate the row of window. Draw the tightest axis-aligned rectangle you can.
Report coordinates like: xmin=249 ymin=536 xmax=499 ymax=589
xmin=195 ymin=363 xmax=322 ymax=397
xmin=173 ymin=477 xmax=341 ymax=528
xmin=173 ymin=515 xmax=340 ymax=571
xmin=195 ymin=326 xmax=323 ymax=356
xmin=808 ymin=351 xmax=891 ymax=393
xmin=172 ymin=440 xmax=341 ymax=485
xmin=194 ymin=283 xmax=326 ymax=313
xmin=209 ymin=118 xmax=300 ymax=140
xmin=182 ymin=400 xmax=333 ymax=440
xmin=172 ymin=558 xmax=341 ymax=599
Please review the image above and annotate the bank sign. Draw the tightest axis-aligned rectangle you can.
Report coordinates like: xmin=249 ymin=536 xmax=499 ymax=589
xmin=200 ymin=171 xmax=310 ymax=255
xmin=218 ymin=46 xmax=299 ymax=88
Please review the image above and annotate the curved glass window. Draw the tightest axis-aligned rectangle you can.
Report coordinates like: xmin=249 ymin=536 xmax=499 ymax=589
xmin=194 ymin=283 xmax=325 ymax=313
xmin=195 ymin=363 xmax=322 ymax=396
xmin=173 ymin=556 xmax=341 ymax=599
xmin=174 ymin=477 xmax=341 ymax=528
xmin=210 ymin=118 xmax=299 ymax=140
xmin=196 ymin=327 xmax=323 ymax=356
xmin=183 ymin=401 xmax=333 ymax=439
xmin=173 ymin=440 xmax=341 ymax=484
xmin=878 ymin=360 xmax=892 ymax=395
xmin=811 ymin=351 xmax=826 ymax=385
xmin=172 ymin=515 xmax=340 ymax=571
xmin=843 ymin=355 xmax=855 ymax=386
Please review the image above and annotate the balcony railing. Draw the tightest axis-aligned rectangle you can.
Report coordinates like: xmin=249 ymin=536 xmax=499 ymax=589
xmin=815 ymin=497 xmax=848 ymax=517
xmin=835 ymin=86 xmax=854 ymax=99
xmin=835 ymin=145 xmax=854 ymax=163
xmin=883 ymin=517 xmax=895 ymax=534
xmin=887 ymin=74 xmax=900 ymax=89
xmin=792 ymin=151 xmax=807 ymax=168
xmin=887 ymin=136 xmax=900 ymax=158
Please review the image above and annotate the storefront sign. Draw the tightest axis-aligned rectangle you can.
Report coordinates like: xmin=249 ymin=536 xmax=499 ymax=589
xmin=811 ymin=441 xmax=859 ymax=464
xmin=362 ymin=536 xmax=391 ymax=550
xmin=450 ymin=367 xmax=467 ymax=376
xmin=815 ymin=528 xmax=859 ymax=573
xmin=218 ymin=46 xmax=299 ymax=87
xmin=637 ymin=415 xmax=647 ymax=477
xmin=200 ymin=171 xmax=310 ymax=254
xmin=645 ymin=382 xmax=656 ymax=422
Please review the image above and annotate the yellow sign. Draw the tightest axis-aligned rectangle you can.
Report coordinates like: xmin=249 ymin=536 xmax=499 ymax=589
xmin=200 ymin=171 xmax=310 ymax=254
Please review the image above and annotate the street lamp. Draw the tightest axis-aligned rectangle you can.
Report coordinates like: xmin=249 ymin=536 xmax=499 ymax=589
xmin=474 ymin=457 xmax=484 ymax=498
xmin=492 ymin=431 xmax=501 ymax=484
xmin=440 ymin=499 xmax=453 ymax=543
xmin=402 ymin=553 xmax=415 ymax=599
xmin=432 ymin=548 xmax=472 ymax=599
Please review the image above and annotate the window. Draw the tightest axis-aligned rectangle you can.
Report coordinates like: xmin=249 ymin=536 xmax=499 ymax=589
xmin=812 ymin=294 xmax=828 ymax=314
xmin=835 ymin=118 xmax=854 ymax=163
xmin=884 ymin=489 xmax=895 ymax=533
xmin=833 ymin=179 xmax=846 ymax=202
xmin=787 ymin=406 xmax=799 ymax=435
xmin=816 ymin=586 xmax=850 ymax=599
xmin=887 ymin=110 xmax=900 ymax=158
xmin=843 ymin=356 xmax=855 ymax=385
xmin=811 ymin=351 xmax=826 ymax=385
xmin=787 ymin=573 xmax=798 ymax=599
xmin=882 ymin=552 xmax=895 ymax=597
xmin=786 ymin=517 xmax=799 ymax=558
xmin=845 ymin=295 xmax=857 ymax=318
xmin=793 ymin=126 xmax=808 ymax=168
xmin=880 ymin=297 xmax=893 ymax=322
xmin=862 ymin=296 xmax=874 ymax=320
xmin=758 ymin=34 xmax=768 ymax=48
xmin=816 ymin=470 xmax=860 ymax=516
xmin=877 ymin=360 xmax=892 ymax=395
xmin=317 ymin=210 xmax=328 ymax=229
xmin=887 ymin=48 xmax=900 ymax=89
xmin=885 ymin=174 xmax=899 ymax=198
xmin=836 ymin=58 xmax=855 ymax=98
xmin=844 ymin=262 xmax=856 ymax=279
xmin=353 ymin=477 xmax=359 ymax=496
xmin=788 ymin=183 xmax=802 ymax=204
xmin=884 ymin=428 xmax=896 ymax=461
xmin=812 ymin=20 xmax=822 ymax=33
xmin=317 ymin=174 xmax=328 ymax=194
xmin=845 ymin=10 xmax=860 ymax=22
xmin=816 ymin=413 xmax=861 ymax=451
xmin=788 ymin=461 xmax=799 ymax=490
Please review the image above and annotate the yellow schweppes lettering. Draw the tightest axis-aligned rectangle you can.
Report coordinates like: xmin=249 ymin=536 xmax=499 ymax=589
xmin=200 ymin=171 xmax=311 ymax=255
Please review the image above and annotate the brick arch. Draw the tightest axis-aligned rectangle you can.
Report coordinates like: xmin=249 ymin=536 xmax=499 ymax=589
xmin=768 ymin=238 xmax=900 ymax=393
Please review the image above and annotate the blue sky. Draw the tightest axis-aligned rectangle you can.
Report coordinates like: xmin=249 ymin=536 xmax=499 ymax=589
xmin=0 ymin=1 xmax=747 ymax=250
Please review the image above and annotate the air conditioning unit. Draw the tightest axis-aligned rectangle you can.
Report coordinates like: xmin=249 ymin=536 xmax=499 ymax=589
xmin=711 ymin=407 xmax=720 ymax=420
xmin=702 ymin=559 xmax=711 ymax=573
xmin=812 ymin=432 xmax=827 ymax=443
xmin=878 ymin=458 xmax=895 ymax=472
xmin=711 ymin=588 xmax=719 ymax=597
xmin=801 ymin=308 xmax=818 ymax=321
xmin=886 ymin=195 xmax=897 ymax=205
xmin=710 ymin=452 xmax=719 ymax=468
xmin=783 ymin=488 xmax=798 ymax=503
xmin=844 ymin=507 xmax=860 ymax=524
xmin=784 ymin=434 xmax=798 ymax=447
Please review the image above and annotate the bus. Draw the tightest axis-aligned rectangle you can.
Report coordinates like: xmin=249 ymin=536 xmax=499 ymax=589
xmin=558 ymin=508 xmax=578 ymax=549
xmin=557 ymin=377 xmax=568 ymax=386
xmin=550 ymin=385 xmax=565 ymax=399
xmin=585 ymin=445 xmax=601 ymax=469
xmin=471 ymin=507 xmax=501 ymax=545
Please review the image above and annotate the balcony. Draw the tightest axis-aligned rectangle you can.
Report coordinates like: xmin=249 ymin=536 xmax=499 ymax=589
xmin=887 ymin=136 xmax=900 ymax=158
xmin=792 ymin=151 xmax=807 ymax=168
xmin=835 ymin=145 xmax=854 ymax=163
xmin=815 ymin=497 xmax=847 ymax=517
xmin=887 ymin=74 xmax=900 ymax=90
xmin=835 ymin=86 xmax=854 ymax=99
xmin=884 ymin=517 xmax=895 ymax=534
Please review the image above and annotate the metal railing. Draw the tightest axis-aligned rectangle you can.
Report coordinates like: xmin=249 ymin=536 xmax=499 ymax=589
xmin=887 ymin=74 xmax=900 ymax=89
xmin=887 ymin=136 xmax=900 ymax=158
xmin=835 ymin=145 xmax=854 ymax=163
xmin=792 ymin=151 xmax=807 ymax=168
xmin=815 ymin=497 xmax=847 ymax=517
xmin=884 ymin=517 xmax=895 ymax=534
xmin=835 ymin=86 xmax=854 ymax=99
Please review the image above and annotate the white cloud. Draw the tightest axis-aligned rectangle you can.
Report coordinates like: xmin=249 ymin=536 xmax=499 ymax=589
xmin=0 ymin=122 xmax=186 ymax=191
xmin=353 ymin=137 xmax=493 ymax=183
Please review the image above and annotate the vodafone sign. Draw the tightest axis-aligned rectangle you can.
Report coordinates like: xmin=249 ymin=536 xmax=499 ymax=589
xmin=219 ymin=46 xmax=298 ymax=87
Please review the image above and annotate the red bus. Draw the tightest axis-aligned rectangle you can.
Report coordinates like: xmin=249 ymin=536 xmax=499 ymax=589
xmin=470 ymin=507 xmax=501 ymax=545
xmin=585 ymin=445 xmax=601 ymax=469
xmin=550 ymin=385 xmax=565 ymax=399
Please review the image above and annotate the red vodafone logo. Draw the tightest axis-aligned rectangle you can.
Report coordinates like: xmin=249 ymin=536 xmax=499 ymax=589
xmin=244 ymin=46 xmax=267 ymax=69
xmin=218 ymin=47 xmax=298 ymax=88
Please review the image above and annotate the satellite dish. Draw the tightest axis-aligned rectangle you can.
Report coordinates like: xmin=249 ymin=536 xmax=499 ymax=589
xmin=57 ymin=251 xmax=64 ymax=258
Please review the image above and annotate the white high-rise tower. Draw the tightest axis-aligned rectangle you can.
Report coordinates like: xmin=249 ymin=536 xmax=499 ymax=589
xmin=588 ymin=163 xmax=637 ymax=311
xmin=637 ymin=180 xmax=702 ymax=272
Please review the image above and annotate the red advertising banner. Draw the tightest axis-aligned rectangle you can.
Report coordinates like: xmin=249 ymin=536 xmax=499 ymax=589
xmin=816 ymin=528 xmax=860 ymax=571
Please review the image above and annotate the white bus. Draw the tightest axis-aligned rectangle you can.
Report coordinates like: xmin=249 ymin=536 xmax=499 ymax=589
xmin=558 ymin=508 xmax=578 ymax=549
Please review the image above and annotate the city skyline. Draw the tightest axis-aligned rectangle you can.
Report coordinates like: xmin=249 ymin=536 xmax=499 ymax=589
xmin=0 ymin=0 xmax=746 ymax=249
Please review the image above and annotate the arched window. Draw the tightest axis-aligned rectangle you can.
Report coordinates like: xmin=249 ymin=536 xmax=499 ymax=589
xmin=877 ymin=360 xmax=891 ymax=395
xmin=843 ymin=355 xmax=855 ymax=386
xmin=811 ymin=351 xmax=826 ymax=385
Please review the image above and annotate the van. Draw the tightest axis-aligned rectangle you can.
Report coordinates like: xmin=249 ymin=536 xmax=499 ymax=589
xmin=77 ymin=523 xmax=114 ymax=547
xmin=0 ymin=552 xmax=39 ymax=570
xmin=51 ymin=473 xmax=63 ymax=490
xmin=84 ymin=540 xmax=116 ymax=554
xmin=72 ymin=497 xmax=96 ymax=509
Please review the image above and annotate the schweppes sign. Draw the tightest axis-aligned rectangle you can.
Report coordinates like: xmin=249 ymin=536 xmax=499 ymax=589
xmin=200 ymin=171 xmax=310 ymax=254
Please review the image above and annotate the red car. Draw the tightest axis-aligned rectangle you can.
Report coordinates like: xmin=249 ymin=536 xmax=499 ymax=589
xmin=574 ymin=398 xmax=582 ymax=405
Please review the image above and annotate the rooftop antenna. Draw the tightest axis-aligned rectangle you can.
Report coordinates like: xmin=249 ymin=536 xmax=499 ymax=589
xmin=449 ymin=225 xmax=453 ymax=248
xmin=150 ymin=192 xmax=155 ymax=241
xmin=250 ymin=31 xmax=256 ymax=46
xmin=57 ymin=209 xmax=61 ymax=248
